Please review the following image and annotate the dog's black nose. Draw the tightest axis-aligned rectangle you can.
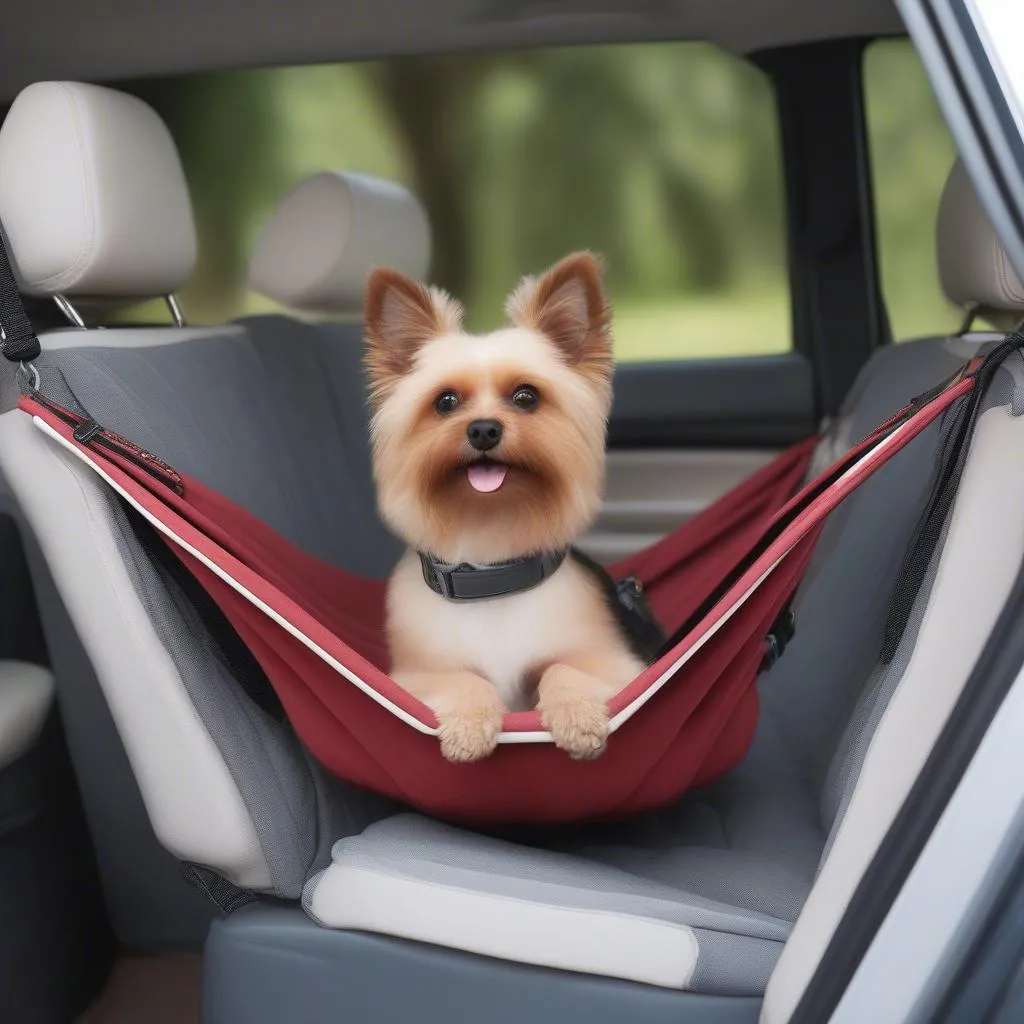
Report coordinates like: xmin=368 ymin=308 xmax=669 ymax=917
xmin=467 ymin=419 xmax=503 ymax=452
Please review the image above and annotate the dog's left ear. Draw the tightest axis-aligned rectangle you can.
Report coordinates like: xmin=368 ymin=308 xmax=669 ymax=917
xmin=505 ymin=252 xmax=613 ymax=380
xmin=364 ymin=267 xmax=463 ymax=403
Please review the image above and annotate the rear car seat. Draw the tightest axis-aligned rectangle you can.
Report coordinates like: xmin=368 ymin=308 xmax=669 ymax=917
xmin=222 ymin=159 xmax=1021 ymax=1015
xmin=0 ymin=82 xmax=416 ymax=949
xmin=0 ymin=78 xmax=1020 ymax=1023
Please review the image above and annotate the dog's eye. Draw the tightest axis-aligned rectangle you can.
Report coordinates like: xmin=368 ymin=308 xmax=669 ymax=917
xmin=434 ymin=390 xmax=461 ymax=415
xmin=511 ymin=385 xmax=540 ymax=411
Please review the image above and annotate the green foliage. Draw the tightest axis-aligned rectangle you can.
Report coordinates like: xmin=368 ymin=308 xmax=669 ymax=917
xmin=863 ymin=40 xmax=961 ymax=340
xmin=129 ymin=39 xmax=959 ymax=360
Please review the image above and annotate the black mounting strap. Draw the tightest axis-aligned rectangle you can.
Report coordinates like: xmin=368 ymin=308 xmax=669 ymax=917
xmin=0 ymin=232 xmax=40 ymax=365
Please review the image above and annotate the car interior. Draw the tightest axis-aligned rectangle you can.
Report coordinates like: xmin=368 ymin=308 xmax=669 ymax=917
xmin=1 ymin=2 xmax=1023 ymax=1023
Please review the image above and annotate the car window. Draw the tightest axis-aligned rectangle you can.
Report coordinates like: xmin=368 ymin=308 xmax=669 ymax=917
xmin=128 ymin=43 xmax=791 ymax=363
xmin=863 ymin=39 xmax=962 ymax=340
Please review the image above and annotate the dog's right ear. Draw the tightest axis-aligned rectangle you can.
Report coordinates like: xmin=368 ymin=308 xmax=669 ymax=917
xmin=364 ymin=268 xmax=462 ymax=403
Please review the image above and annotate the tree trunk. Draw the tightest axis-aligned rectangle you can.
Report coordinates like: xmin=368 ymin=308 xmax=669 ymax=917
xmin=368 ymin=57 xmax=488 ymax=300
xmin=125 ymin=74 xmax=285 ymax=319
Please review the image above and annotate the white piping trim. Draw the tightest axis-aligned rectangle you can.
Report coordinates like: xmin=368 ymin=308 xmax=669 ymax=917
xmin=609 ymin=558 xmax=784 ymax=730
xmin=28 ymin=404 xmax=925 ymax=744
xmin=609 ymin=417 xmax=916 ymax=727
xmin=32 ymin=415 xmax=440 ymax=737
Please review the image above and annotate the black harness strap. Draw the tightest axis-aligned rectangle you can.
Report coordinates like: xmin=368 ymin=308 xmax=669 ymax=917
xmin=880 ymin=329 xmax=1024 ymax=663
xmin=568 ymin=548 xmax=667 ymax=665
xmin=0 ymin=233 xmax=40 ymax=365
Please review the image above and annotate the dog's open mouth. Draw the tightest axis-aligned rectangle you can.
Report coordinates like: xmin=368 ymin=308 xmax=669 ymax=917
xmin=466 ymin=459 xmax=509 ymax=494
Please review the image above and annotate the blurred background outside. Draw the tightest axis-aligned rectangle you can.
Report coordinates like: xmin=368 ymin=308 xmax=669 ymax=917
xmin=126 ymin=38 xmax=959 ymax=361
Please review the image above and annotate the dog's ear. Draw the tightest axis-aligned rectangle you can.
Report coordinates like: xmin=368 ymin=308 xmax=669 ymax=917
xmin=505 ymin=252 xmax=613 ymax=381
xmin=364 ymin=268 xmax=463 ymax=403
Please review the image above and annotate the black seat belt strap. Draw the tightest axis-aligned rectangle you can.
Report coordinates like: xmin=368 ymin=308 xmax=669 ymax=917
xmin=0 ymin=232 xmax=40 ymax=365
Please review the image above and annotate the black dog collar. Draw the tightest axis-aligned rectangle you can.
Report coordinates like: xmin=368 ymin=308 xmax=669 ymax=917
xmin=418 ymin=549 xmax=568 ymax=601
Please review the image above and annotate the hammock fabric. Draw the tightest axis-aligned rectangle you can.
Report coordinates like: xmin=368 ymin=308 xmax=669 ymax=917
xmin=18 ymin=365 xmax=975 ymax=824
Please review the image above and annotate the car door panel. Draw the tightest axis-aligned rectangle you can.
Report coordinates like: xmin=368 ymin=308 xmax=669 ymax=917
xmin=594 ymin=353 xmax=815 ymax=562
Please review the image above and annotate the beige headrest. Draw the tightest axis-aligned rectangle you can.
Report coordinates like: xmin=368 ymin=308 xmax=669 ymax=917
xmin=937 ymin=158 xmax=1024 ymax=319
xmin=248 ymin=171 xmax=430 ymax=314
xmin=0 ymin=82 xmax=196 ymax=299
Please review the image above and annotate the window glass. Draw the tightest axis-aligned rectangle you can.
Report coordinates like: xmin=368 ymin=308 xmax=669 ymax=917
xmin=863 ymin=39 xmax=961 ymax=340
xmin=129 ymin=43 xmax=791 ymax=361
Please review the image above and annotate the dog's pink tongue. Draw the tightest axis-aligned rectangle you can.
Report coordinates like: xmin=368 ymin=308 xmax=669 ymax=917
xmin=467 ymin=463 xmax=508 ymax=493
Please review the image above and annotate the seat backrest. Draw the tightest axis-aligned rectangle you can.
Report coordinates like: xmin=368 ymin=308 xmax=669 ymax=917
xmin=761 ymin=158 xmax=1024 ymax=1023
xmin=0 ymin=85 xmax=427 ymax=947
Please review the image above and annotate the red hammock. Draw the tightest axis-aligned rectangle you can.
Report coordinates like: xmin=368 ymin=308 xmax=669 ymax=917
xmin=17 ymin=370 xmax=972 ymax=824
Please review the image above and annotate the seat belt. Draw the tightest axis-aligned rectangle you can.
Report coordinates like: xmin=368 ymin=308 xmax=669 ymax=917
xmin=0 ymin=234 xmax=40 ymax=369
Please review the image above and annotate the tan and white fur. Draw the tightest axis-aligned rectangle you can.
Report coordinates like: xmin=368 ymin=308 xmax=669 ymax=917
xmin=364 ymin=252 xmax=645 ymax=763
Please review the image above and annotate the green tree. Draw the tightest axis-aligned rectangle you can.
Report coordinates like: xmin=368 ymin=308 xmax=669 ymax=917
xmin=126 ymin=71 xmax=288 ymax=320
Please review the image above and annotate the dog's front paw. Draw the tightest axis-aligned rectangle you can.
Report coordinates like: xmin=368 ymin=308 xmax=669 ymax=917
xmin=437 ymin=703 xmax=504 ymax=763
xmin=541 ymin=696 xmax=609 ymax=760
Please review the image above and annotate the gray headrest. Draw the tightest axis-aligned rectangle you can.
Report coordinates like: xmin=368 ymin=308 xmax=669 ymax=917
xmin=247 ymin=171 xmax=430 ymax=314
xmin=0 ymin=82 xmax=196 ymax=300
xmin=937 ymin=158 xmax=1024 ymax=319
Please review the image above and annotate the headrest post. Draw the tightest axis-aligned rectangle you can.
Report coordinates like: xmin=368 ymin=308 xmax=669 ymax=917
xmin=53 ymin=295 xmax=86 ymax=329
xmin=957 ymin=302 xmax=978 ymax=337
xmin=164 ymin=294 xmax=186 ymax=328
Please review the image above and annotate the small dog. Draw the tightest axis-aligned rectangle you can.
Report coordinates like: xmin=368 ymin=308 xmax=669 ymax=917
xmin=364 ymin=252 xmax=653 ymax=763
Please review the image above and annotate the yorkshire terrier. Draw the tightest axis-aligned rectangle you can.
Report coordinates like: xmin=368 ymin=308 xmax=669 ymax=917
xmin=364 ymin=252 xmax=660 ymax=763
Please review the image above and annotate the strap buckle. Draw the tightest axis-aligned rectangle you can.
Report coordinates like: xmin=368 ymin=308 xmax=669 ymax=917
xmin=425 ymin=560 xmax=459 ymax=599
xmin=72 ymin=418 xmax=104 ymax=444
xmin=17 ymin=360 xmax=39 ymax=392
xmin=761 ymin=607 xmax=797 ymax=672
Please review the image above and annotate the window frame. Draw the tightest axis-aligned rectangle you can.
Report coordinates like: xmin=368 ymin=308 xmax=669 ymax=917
xmin=609 ymin=38 xmax=887 ymax=448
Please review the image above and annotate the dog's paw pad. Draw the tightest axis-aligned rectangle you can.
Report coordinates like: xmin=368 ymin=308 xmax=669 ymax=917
xmin=542 ymin=699 xmax=609 ymax=760
xmin=438 ymin=705 xmax=503 ymax=763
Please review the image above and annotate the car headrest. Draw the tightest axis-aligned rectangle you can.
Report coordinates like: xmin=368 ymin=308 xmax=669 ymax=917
xmin=0 ymin=81 xmax=196 ymax=301
xmin=937 ymin=158 xmax=1024 ymax=321
xmin=248 ymin=171 xmax=430 ymax=314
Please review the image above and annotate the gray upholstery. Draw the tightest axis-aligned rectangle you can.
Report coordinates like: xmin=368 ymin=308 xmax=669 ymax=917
xmin=8 ymin=314 xmax=985 ymax=989
xmin=4 ymin=317 xmax=401 ymax=947
xmin=22 ymin=315 xmax=399 ymax=937
xmin=819 ymin=354 xmax=1014 ymax=855
xmin=761 ymin=336 xmax=966 ymax=791
xmin=301 ymin=334 xmax=980 ymax=993
xmin=306 ymin=814 xmax=794 ymax=995
xmin=38 ymin=317 xmax=401 ymax=577
xmin=203 ymin=905 xmax=763 ymax=1024
xmin=12 ymin=517 xmax=221 ymax=947
xmin=4 ymin=291 xmax=997 ymax=999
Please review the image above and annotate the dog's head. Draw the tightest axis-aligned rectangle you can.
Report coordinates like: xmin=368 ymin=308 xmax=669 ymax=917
xmin=364 ymin=252 xmax=614 ymax=564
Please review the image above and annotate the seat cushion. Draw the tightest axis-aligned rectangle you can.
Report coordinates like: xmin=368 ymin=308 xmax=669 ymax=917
xmin=305 ymin=814 xmax=795 ymax=995
xmin=302 ymin=333 xmax=983 ymax=995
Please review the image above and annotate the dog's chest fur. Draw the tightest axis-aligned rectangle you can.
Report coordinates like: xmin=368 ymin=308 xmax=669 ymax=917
xmin=387 ymin=551 xmax=616 ymax=710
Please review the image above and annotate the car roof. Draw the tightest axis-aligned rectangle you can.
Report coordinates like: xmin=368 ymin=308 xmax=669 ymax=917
xmin=1 ymin=0 xmax=904 ymax=103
